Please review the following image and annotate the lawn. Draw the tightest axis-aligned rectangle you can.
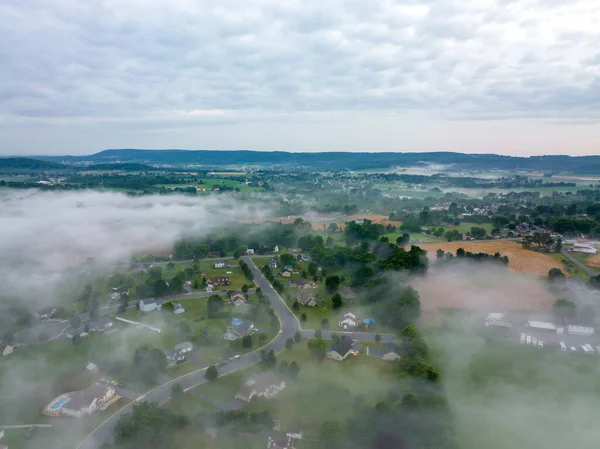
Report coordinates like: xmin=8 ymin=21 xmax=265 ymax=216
xmin=549 ymin=253 xmax=591 ymax=281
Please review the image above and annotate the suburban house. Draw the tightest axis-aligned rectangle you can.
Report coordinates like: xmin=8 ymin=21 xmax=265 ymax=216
xmin=173 ymin=303 xmax=185 ymax=314
xmin=267 ymin=435 xmax=297 ymax=449
xmin=288 ymin=279 xmax=316 ymax=289
xmin=43 ymin=384 xmax=118 ymax=418
xmin=37 ymin=306 xmax=58 ymax=320
xmin=297 ymin=293 xmax=317 ymax=307
xmin=88 ymin=316 xmax=114 ymax=333
xmin=165 ymin=349 xmax=186 ymax=367
xmin=230 ymin=292 xmax=247 ymax=306
xmin=300 ymin=254 xmax=312 ymax=262
xmin=273 ymin=245 xmax=279 ymax=253
xmin=246 ymin=248 xmax=255 ymax=255
xmin=175 ymin=341 xmax=193 ymax=354
xmin=235 ymin=371 xmax=286 ymax=402
xmin=286 ymin=430 xmax=303 ymax=440
xmin=214 ymin=260 xmax=230 ymax=269
xmin=268 ymin=258 xmax=278 ymax=269
xmin=109 ymin=288 xmax=128 ymax=301
xmin=367 ymin=342 xmax=403 ymax=361
xmin=1 ymin=342 xmax=17 ymax=357
xmin=208 ymin=251 xmax=220 ymax=257
xmin=86 ymin=362 xmax=100 ymax=374
xmin=288 ymin=248 xmax=302 ymax=254
xmin=339 ymin=312 xmax=358 ymax=329
xmin=224 ymin=322 xmax=256 ymax=341
xmin=354 ymin=218 xmax=365 ymax=224
xmin=208 ymin=277 xmax=231 ymax=287
xmin=139 ymin=299 xmax=163 ymax=312
xmin=66 ymin=326 xmax=88 ymax=339
xmin=281 ymin=271 xmax=292 ymax=278
xmin=327 ymin=336 xmax=359 ymax=361
xmin=339 ymin=287 xmax=356 ymax=299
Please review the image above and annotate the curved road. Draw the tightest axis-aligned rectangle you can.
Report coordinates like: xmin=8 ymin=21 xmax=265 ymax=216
xmin=75 ymin=257 xmax=393 ymax=449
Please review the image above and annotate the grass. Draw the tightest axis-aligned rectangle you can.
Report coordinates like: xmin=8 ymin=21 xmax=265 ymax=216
xmin=549 ymin=253 xmax=591 ymax=281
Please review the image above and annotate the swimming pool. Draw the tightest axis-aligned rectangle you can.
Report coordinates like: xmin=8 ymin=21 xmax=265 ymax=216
xmin=50 ymin=396 xmax=70 ymax=410
xmin=232 ymin=318 xmax=243 ymax=326
xmin=363 ymin=318 xmax=376 ymax=324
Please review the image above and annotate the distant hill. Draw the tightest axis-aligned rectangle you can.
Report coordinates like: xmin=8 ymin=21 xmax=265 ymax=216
xmin=0 ymin=157 xmax=65 ymax=170
xmin=83 ymin=163 xmax=156 ymax=171
xmin=33 ymin=149 xmax=600 ymax=173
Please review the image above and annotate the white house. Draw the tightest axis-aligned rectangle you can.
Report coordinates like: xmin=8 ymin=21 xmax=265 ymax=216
xmin=339 ymin=312 xmax=357 ymax=329
xmin=273 ymin=245 xmax=279 ymax=253
xmin=86 ymin=362 xmax=100 ymax=374
xmin=139 ymin=299 xmax=162 ymax=312
xmin=235 ymin=371 xmax=286 ymax=402
xmin=246 ymin=248 xmax=255 ymax=255
xmin=175 ymin=341 xmax=193 ymax=353
xmin=173 ymin=303 xmax=185 ymax=314
xmin=214 ymin=261 xmax=229 ymax=269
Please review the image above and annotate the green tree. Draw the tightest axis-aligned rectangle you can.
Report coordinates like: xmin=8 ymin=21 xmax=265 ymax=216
xmin=288 ymin=361 xmax=300 ymax=379
xmin=331 ymin=293 xmax=343 ymax=310
xmin=548 ymin=267 xmax=566 ymax=281
xmin=148 ymin=266 xmax=163 ymax=280
xmin=307 ymin=338 xmax=327 ymax=359
xmin=280 ymin=253 xmax=296 ymax=268
xmin=133 ymin=345 xmax=168 ymax=386
xmin=292 ymin=300 xmax=300 ymax=311
xmin=325 ymin=275 xmax=341 ymax=294
xmin=241 ymin=335 xmax=253 ymax=348
xmin=294 ymin=331 xmax=302 ymax=343
xmin=285 ymin=338 xmax=295 ymax=351
xmin=399 ymin=324 xmax=420 ymax=339
xmin=553 ymin=298 xmax=576 ymax=320
xmin=308 ymin=262 xmax=318 ymax=276
xmin=375 ymin=333 xmax=381 ymax=343
xmin=300 ymin=313 xmax=307 ymax=325
xmin=320 ymin=419 xmax=344 ymax=447
xmin=71 ymin=333 xmax=81 ymax=346
xmin=241 ymin=284 xmax=249 ymax=293
xmin=396 ymin=233 xmax=410 ymax=246
xmin=321 ymin=318 xmax=329 ymax=330
xmin=205 ymin=365 xmax=218 ymax=382
xmin=207 ymin=295 xmax=224 ymax=318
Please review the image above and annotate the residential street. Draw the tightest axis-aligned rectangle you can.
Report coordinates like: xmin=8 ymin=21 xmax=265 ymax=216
xmin=75 ymin=256 xmax=395 ymax=449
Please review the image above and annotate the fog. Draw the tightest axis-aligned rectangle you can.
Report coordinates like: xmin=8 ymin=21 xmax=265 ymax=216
xmin=417 ymin=261 xmax=600 ymax=449
xmin=0 ymin=189 xmax=270 ymax=307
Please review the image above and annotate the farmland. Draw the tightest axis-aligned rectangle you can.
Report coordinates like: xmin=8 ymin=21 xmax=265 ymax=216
xmin=417 ymin=241 xmax=565 ymax=277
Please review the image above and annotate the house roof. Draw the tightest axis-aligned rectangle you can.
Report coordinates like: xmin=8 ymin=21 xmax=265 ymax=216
xmin=64 ymin=384 xmax=112 ymax=412
xmin=339 ymin=287 xmax=356 ymax=298
xmin=175 ymin=341 xmax=193 ymax=352
xmin=329 ymin=336 xmax=356 ymax=356
xmin=90 ymin=316 xmax=113 ymax=327
xmin=297 ymin=293 xmax=316 ymax=304
xmin=290 ymin=278 xmax=308 ymax=286
xmin=237 ymin=371 xmax=282 ymax=397
xmin=228 ymin=322 xmax=253 ymax=336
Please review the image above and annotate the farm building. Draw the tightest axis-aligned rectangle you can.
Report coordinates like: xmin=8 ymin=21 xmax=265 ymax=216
xmin=526 ymin=320 xmax=557 ymax=332
xmin=567 ymin=325 xmax=594 ymax=336
xmin=569 ymin=243 xmax=598 ymax=254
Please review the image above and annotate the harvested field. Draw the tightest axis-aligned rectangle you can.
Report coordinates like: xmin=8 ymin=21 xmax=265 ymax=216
xmin=582 ymin=247 xmax=600 ymax=268
xmin=417 ymin=241 xmax=565 ymax=277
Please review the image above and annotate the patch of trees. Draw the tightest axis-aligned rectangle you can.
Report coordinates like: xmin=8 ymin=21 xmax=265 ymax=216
xmin=344 ymin=220 xmax=386 ymax=244
xmin=133 ymin=345 xmax=167 ymax=386
xmin=435 ymin=248 xmax=509 ymax=266
xmin=379 ymin=245 xmax=428 ymax=274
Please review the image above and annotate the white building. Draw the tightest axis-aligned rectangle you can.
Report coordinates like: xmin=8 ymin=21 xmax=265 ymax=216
xmin=567 ymin=325 xmax=594 ymax=336
xmin=174 ymin=341 xmax=193 ymax=353
xmin=569 ymin=243 xmax=598 ymax=254
xmin=139 ymin=299 xmax=162 ymax=312
xmin=235 ymin=372 xmax=285 ymax=402
xmin=526 ymin=320 xmax=557 ymax=331
xmin=339 ymin=312 xmax=357 ymax=329
xmin=246 ymin=248 xmax=255 ymax=255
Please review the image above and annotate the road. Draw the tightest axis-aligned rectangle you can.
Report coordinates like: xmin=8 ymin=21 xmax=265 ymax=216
xmin=561 ymin=249 xmax=598 ymax=277
xmin=75 ymin=256 xmax=394 ymax=449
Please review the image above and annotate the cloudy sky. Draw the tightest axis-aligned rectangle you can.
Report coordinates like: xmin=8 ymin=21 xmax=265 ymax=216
xmin=1 ymin=0 xmax=599 ymax=156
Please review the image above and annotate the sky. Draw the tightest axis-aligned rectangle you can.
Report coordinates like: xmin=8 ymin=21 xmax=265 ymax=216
xmin=1 ymin=0 xmax=600 ymax=156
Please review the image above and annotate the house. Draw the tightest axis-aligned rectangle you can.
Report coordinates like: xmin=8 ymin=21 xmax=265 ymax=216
xmin=327 ymin=336 xmax=359 ymax=361
xmin=165 ymin=349 xmax=186 ymax=367
xmin=273 ymin=245 xmax=279 ymax=253
xmin=235 ymin=371 xmax=286 ymax=402
xmin=109 ymin=288 xmax=128 ymax=301
xmin=230 ymin=292 xmax=247 ymax=306
xmin=175 ymin=341 xmax=193 ymax=354
xmin=339 ymin=312 xmax=357 ymax=329
xmin=300 ymin=254 xmax=312 ymax=262
xmin=1 ymin=342 xmax=17 ymax=357
xmin=288 ymin=248 xmax=302 ymax=254
xmin=57 ymin=384 xmax=116 ymax=418
xmin=37 ymin=306 xmax=58 ymax=320
xmin=208 ymin=251 xmax=220 ymax=257
xmin=246 ymin=248 xmax=255 ymax=255
xmin=208 ymin=277 xmax=231 ymax=286
xmin=268 ymin=258 xmax=278 ymax=269
xmin=88 ymin=316 xmax=114 ymax=333
xmin=139 ymin=299 xmax=162 ymax=312
xmin=267 ymin=435 xmax=297 ymax=449
xmin=86 ymin=362 xmax=100 ymax=374
xmin=569 ymin=243 xmax=598 ymax=254
xmin=173 ymin=303 xmax=185 ymax=314
xmin=286 ymin=430 xmax=302 ymax=440
xmin=354 ymin=218 xmax=365 ymax=224
xmin=288 ymin=279 xmax=316 ymax=289
xmin=214 ymin=260 xmax=230 ymax=269
xmin=368 ymin=342 xmax=403 ymax=361
xmin=339 ymin=287 xmax=356 ymax=299
xmin=66 ymin=326 xmax=88 ymax=339
xmin=224 ymin=322 xmax=256 ymax=341
xmin=296 ymin=293 xmax=317 ymax=307
xmin=281 ymin=270 xmax=292 ymax=278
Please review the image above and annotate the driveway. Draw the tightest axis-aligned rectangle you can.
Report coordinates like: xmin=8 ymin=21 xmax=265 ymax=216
xmin=14 ymin=320 xmax=70 ymax=344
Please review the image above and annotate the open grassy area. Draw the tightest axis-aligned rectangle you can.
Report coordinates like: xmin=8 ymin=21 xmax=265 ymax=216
xmin=549 ymin=253 xmax=591 ymax=281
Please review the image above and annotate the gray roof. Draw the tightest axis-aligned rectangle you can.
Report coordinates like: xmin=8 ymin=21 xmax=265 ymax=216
xmin=89 ymin=316 xmax=113 ymax=329
xmin=66 ymin=326 xmax=86 ymax=336
xmin=175 ymin=341 xmax=193 ymax=351
xmin=237 ymin=371 xmax=282 ymax=398
xmin=329 ymin=336 xmax=355 ymax=356
xmin=63 ymin=384 xmax=110 ymax=412
xmin=228 ymin=322 xmax=253 ymax=336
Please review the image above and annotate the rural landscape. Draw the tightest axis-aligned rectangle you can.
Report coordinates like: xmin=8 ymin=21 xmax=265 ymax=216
xmin=2 ymin=151 xmax=600 ymax=449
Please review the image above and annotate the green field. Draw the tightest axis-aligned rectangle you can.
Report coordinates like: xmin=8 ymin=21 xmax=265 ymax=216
xmin=549 ymin=253 xmax=591 ymax=281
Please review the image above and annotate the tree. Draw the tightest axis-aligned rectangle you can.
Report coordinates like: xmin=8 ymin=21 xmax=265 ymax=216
xmin=171 ymin=383 xmax=184 ymax=402
xmin=294 ymin=331 xmax=302 ymax=343
xmin=134 ymin=345 xmax=168 ymax=386
xmin=285 ymin=338 xmax=295 ymax=351
xmin=401 ymin=392 xmax=419 ymax=409
xmin=553 ymin=298 xmax=576 ymax=320
xmin=396 ymin=233 xmax=410 ymax=246
xmin=325 ymin=275 xmax=341 ymax=293
xmin=242 ymin=284 xmax=249 ymax=293
xmin=300 ymin=313 xmax=307 ymax=325
xmin=71 ymin=334 xmax=81 ymax=346
xmin=321 ymin=318 xmax=329 ymax=330
xmin=314 ymin=329 xmax=322 ymax=339
xmin=375 ymin=333 xmax=381 ymax=343
xmin=548 ymin=267 xmax=566 ymax=281
xmin=207 ymin=295 xmax=224 ymax=318
xmin=288 ymin=361 xmax=300 ymax=379
xmin=118 ymin=294 xmax=129 ymax=313
xmin=205 ymin=365 xmax=218 ymax=382
xmin=167 ymin=261 xmax=175 ymax=269
xmin=279 ymin=360 xmax=289 ymax=372
xmin=280 ymin=253 xmax=296 ymax=268
xmin=399 ymin=324 xmax=420 ymax=339
xmin=320 ymin=420 xmax=344 ymax=447
xmin=242 ymin=335 xmax=253 ymax=348
xmin=307 ymin=338 xmax=327 ymax=359
xmin=148 ymin=265 xmax=163 ymax=280
xmin=292 ymin=300 xmax=300 ymax=311
xmin=331 ymin=293 xmax=343 ymax=310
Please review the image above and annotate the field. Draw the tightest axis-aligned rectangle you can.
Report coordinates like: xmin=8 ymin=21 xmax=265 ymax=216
xmin=417 ymin=241 xmax=565 ymax=277
xmin=281 ymin=214 xmax=402 ymax=231
xmin=575 ymin=247 xmax=600 ymax=268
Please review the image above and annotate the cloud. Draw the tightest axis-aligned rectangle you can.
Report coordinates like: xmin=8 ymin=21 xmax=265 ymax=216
xmin=0 ymin=189 xmax=270 ymax=307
